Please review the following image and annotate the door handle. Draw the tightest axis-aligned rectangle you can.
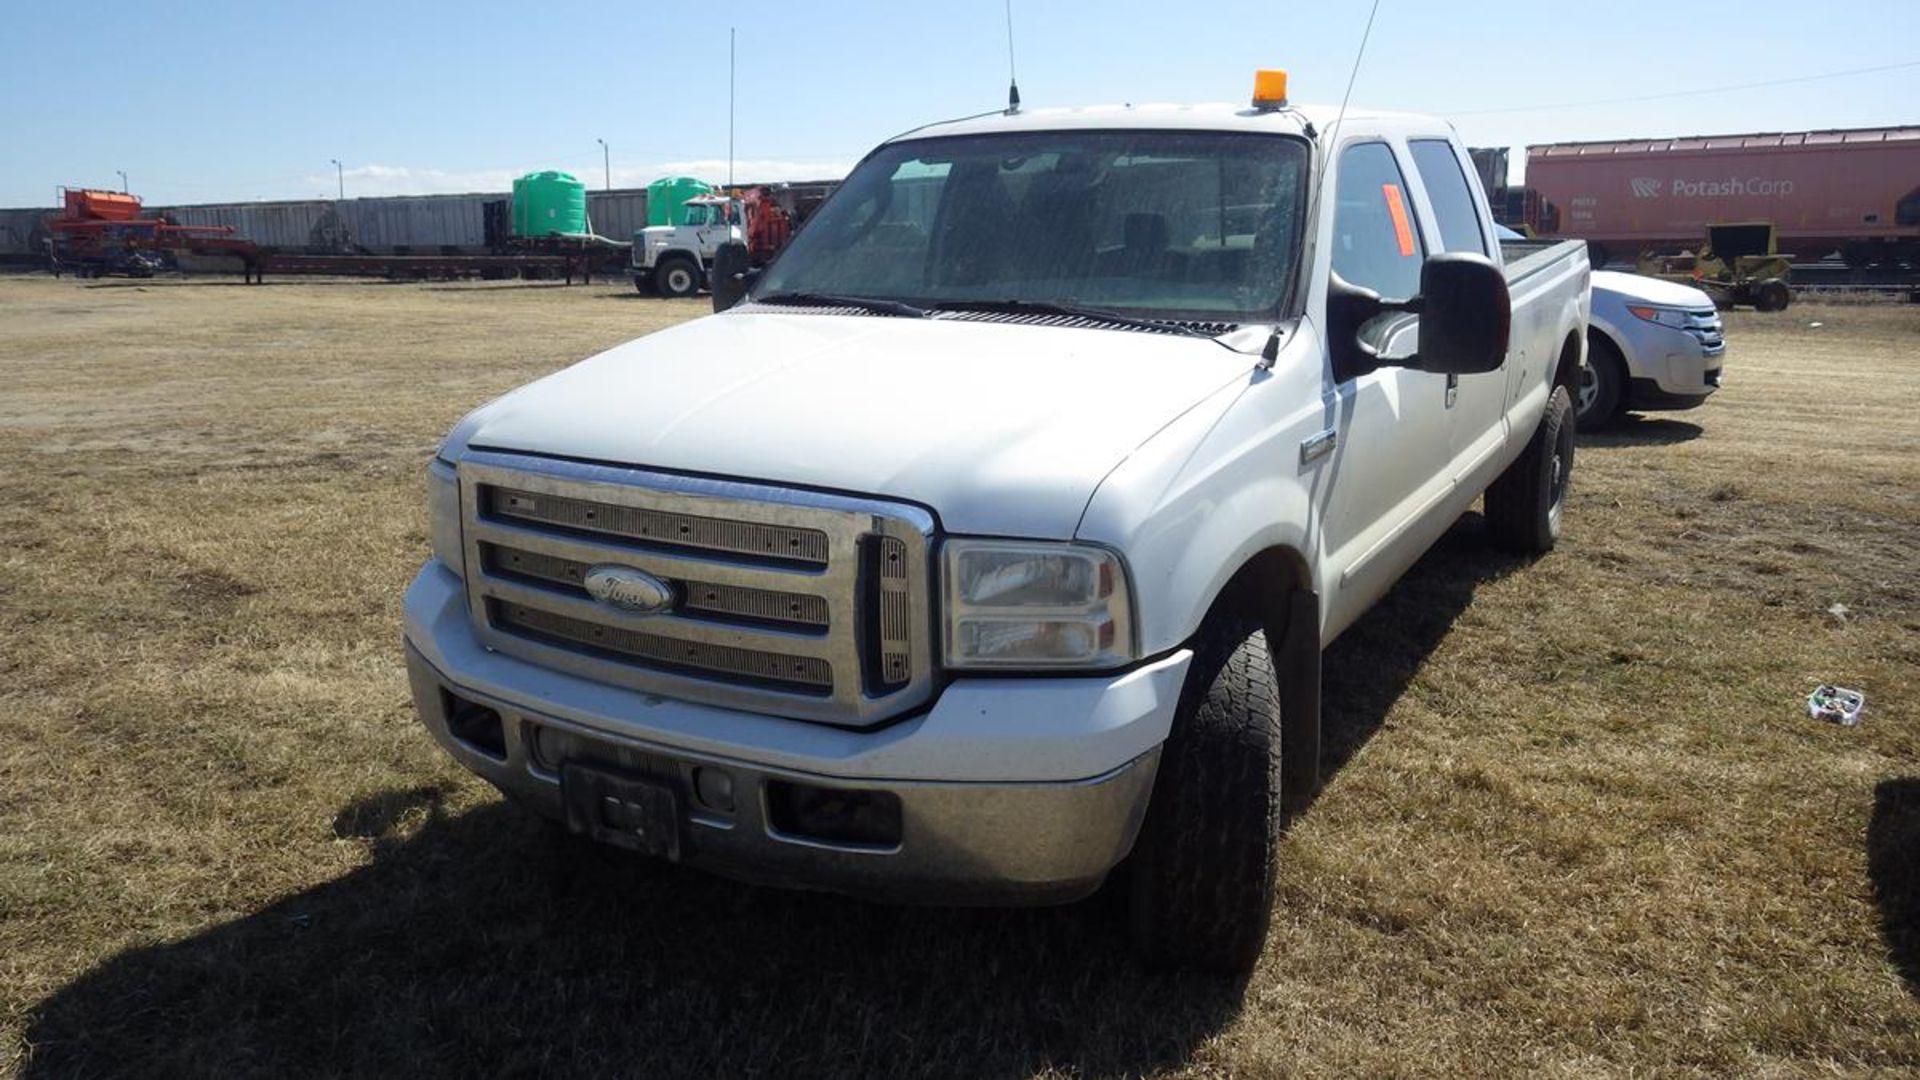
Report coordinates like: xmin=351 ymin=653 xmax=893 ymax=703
xmin=1299 ymin=428 xmax=1337 ymax=465
xmin=1445 ymin=373 xmax=1459 ymax=409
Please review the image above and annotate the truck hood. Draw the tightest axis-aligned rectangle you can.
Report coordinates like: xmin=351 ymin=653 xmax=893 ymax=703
xmin=455 ymin=310 xmax=1255 ymax=538
xmin=1592 ymin=270 xmax=1714 ymax=310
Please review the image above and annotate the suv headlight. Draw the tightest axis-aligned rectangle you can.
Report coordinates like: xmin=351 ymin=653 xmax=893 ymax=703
xmin=941 ymin=540 xmax=1135 ymax=670
xmin=1627 ymin=304 xmax=1689 ymax=329
xmin=427 ymin=457 xmax=464 ymax=577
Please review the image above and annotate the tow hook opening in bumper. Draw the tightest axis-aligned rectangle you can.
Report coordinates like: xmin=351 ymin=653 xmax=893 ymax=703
xmin=766 ymin=780 xmax=904 ymax=851
xmin=442 ymin=689 xmax=507 ymax=760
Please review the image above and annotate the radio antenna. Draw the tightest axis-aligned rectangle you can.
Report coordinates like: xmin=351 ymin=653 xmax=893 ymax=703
xmin=1262 ymin=0 xmax=1383 ymax=369
xmin=1004 ymin=0 xmax=1021 ymax=113
xmin=1328 ymin=0 xmax=1382 ymax=149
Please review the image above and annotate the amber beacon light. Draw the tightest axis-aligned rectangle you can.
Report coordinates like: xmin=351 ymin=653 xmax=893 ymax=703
xmin=1251 ymin=69 xmax=1289 ymax=110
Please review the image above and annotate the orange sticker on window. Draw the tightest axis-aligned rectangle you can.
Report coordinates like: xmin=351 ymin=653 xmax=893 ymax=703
xmin=1382 ymin=183 xmax=1416 ymax=257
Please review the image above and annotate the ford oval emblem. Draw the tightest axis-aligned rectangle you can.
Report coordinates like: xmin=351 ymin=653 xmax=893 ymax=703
xmin=583 ymin=565 xmax=674 ymax=614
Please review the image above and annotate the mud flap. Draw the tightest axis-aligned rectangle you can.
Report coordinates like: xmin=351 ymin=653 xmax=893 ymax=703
xmin=1275 ymin=588 xmax=1322 ymax=815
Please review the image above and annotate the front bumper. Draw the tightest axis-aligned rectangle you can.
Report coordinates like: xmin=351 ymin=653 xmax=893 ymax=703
xmin=403 ymin=563 xmax=1186 ymax=904
xmin=1631 ymin=325 xmax=1725 ymax=405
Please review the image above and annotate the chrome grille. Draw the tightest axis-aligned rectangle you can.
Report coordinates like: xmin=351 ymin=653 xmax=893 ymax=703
xmin=479 ymin=542 xmax=830 ymax=630
xmin=875 ymin=536 xmax=911 ymax=688
xmin=458 ymin=451 xmax=934 ymax=726
xmin=488 ymin=486 xmax=830 ymax=564
xmin=494 ymin=602 xmax=833 ymax=692
xmin=1685 ymin=308 xmax=1725 ymax=354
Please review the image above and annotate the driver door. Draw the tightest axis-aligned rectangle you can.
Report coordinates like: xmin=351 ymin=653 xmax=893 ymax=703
xmin=1315 ymin=140 xmax=1457 ymax=634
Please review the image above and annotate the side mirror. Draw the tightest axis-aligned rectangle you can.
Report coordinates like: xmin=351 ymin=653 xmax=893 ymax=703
xmin=710 ymin=241 xmax=754 ymax=312
xmin=1415 ymin=253 xmax=1510 ymax=375
xmin=1327 ymin=253 xmax=1510 ymax=381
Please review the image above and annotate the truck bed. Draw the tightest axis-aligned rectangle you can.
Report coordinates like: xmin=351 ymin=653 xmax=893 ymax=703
xmin=1501 ymin=238 xmax=1587 ymax=285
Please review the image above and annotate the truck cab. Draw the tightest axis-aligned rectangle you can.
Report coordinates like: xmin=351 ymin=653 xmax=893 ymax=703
xmin=411 ymin=76 xmax=1591 ymax=972
xmin=633 ymin=189 xmax=794 ymax=298
xmin=632 ymin=196 xmax=742 ymax=298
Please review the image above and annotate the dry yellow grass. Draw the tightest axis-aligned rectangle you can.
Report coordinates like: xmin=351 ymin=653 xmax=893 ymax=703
xmin=0 ymin=275 xmax=1914 ymax=1078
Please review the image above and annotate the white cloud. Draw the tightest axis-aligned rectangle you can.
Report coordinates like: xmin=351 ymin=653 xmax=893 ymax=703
xmin=303 ymin=158 xmax=851 ymax=199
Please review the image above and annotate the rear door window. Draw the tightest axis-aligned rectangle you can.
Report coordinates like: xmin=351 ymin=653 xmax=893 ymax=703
xmin=1408 ymin=139 xmax=1488 ymax=256
xmin=1331 ymin=142 xmax=1425 ymax=300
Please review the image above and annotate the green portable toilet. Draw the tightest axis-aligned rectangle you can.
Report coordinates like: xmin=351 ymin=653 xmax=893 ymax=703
xmin=646 ymin=176 xmax=716 ymax=226
xmin=511 ymin=171 xmax=588 ymax=237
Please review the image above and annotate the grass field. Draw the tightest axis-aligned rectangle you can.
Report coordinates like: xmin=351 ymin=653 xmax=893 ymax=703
xmin=1 ymin=275 xmax=1915 ymax=1078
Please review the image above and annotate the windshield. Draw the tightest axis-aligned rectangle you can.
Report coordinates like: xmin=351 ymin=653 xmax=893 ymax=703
xmin=756 ymin=129 xmax=1310 ymax=322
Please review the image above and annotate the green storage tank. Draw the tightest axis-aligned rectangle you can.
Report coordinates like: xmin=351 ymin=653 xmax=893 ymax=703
xmin=511 ymin=170 xmax=588 ymax=237
xmin=646 ymin=176 xmax=716 ymax=226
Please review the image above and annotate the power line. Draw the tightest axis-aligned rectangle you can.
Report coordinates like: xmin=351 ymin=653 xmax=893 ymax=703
xmin=1452 ymin=59 xmax=1920 ymax=117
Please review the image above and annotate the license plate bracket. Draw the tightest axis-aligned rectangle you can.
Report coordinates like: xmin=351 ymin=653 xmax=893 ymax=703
xmin=560 ymin=764 xmax=682 ymax=859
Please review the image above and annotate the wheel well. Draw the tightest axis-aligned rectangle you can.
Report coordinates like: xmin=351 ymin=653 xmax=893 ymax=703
xmin=1586 ymin=326 xmax=1625 ymax=369
xmin=1555 ymin=330 xmax=1585 ymax=395
xmin=1207 ymin=546 xmax=1310 ymax=632
xmin=1202 ymin=545 xmax=1322 ymax=814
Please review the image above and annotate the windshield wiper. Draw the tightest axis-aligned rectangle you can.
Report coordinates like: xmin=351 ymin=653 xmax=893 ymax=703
xmin=752 ymin=291 xmax=930 ymax=318
xmin=927 ymin=298 xmax=1228 ymax=339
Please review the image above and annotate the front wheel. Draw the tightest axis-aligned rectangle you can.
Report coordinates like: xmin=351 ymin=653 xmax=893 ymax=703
xmin=1485 ymin=384 xmax=1575 ymax=554
xmin=1576 ymin=336 xmax=1624 ymax=429
xmin=654 ymin=256 xmax=700 ymax=298
xmin=1128 ymin=615 xmax=1282 ymax=973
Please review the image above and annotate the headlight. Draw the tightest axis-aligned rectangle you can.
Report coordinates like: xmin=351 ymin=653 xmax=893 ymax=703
xmin=427 ymin=457 xmax=463 ymax=577
xmin=1627 ymin=304 xmax=1689 ymax=329
xmin=942 ymin=540 xmax=1135 ymax=670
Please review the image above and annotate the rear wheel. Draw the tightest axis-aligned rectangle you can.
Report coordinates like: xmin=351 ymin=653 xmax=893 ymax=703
xmin=1486 ymin=385 xmax=1575 ymax=554
xmin=654 ymin=256 xmax=700 ymax=298
xmin=1128 ymin=614 xmax=1281 ymax=974
xmin=1576 ymin=335 xmax=1624 ymax=428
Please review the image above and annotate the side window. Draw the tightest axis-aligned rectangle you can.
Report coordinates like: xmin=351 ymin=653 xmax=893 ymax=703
xmin=1408 ymin=139 xmax=1488 ymax=256
xmin=1331 ymin=142 xmax=1424 ymax=300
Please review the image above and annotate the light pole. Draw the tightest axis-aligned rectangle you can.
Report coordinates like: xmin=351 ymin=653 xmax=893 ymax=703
xmin=596 ymin=138 xmax=610 ymax=191
xmin=728 ymin=28 xmax=736 ymax=187
xmin=329 ymin=158 xmax=344 ymax=201
xmin=115 ymin=170 xmax=128 ymax=194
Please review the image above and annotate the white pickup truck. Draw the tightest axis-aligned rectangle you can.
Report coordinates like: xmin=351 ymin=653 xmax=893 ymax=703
xmin=406 ymin=78 xmax=1591 ymax=972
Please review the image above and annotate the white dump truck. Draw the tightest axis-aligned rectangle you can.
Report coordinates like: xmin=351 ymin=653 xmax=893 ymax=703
xmin=408 ymin=72 xmax=1592 ymax=971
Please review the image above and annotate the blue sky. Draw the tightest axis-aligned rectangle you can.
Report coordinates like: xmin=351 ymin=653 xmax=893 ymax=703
xmin=2 ymin=0 xmax=1914 ymax=207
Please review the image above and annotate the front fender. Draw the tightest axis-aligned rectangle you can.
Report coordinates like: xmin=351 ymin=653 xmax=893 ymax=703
xmin=1076 ymin=336 xmax=1329 ymax=656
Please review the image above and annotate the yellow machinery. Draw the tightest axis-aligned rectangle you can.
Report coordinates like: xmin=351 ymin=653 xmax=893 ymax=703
xmin=1636 ymin=222 xmax=1793 ymax=311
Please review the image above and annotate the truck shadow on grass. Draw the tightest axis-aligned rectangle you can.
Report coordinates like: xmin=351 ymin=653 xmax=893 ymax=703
xmin=1317 ymin=513 xmax=1525 ymax=780
xmin=1576 ymin=415 xmax=1704 ymax=448
xmin=20 ymin=520 xmax=1519 ymax=1080
xmin=1869 ymin=777 xmax=1920 ymax=998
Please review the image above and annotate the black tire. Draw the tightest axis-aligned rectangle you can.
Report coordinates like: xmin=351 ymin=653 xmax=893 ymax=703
xmin=1128 ymin=615 xmax=1281 ymax=974
xmin=1485 ymin=384 xmax=1575 ymax=555
xmin=1754 ymin=278 xmax=1791 ymax=313
xmin=1576 ymin=335 xmax=1624 ymax=429
xmin=654 ymin=256 xmax=700 ymax=298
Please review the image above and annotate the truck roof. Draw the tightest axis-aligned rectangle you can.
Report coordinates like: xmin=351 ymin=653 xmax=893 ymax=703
xmin=887 ymin=102 xmax=1453 ymax=145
